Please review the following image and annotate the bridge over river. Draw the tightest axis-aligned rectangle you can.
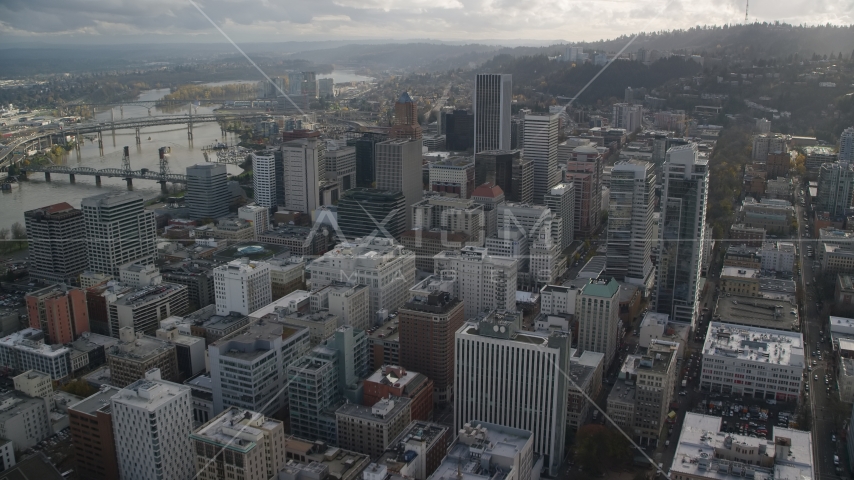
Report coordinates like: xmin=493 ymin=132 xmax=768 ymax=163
xmin=20 ymin=146 xmax=185 ymax=191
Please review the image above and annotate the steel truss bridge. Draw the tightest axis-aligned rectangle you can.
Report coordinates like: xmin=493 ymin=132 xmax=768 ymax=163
xmin=72 ymin=113 xmax=269 ymax=135
xmin=20 ymin=164 xmax=185 ymax=190
xmin=20 ymin=147 xmax=186 ymax=191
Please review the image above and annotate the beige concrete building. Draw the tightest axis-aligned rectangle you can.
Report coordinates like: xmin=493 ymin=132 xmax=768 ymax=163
xmin=268 ymin=257 xmax=305 ymax=300
xmin=13 ymin=370 xmax=53 ymax=401
xmin=280 ymin=437 xmax=371 ymax=480
xmin=336 ymin=396 xmax=411 ymax=459
xmin=310 ymin=283 xmax=371 ymax=332
xmin=190 ymin=408 xmax=286 ymax=480
xmin=719 ymin=266 xmax=760 ymax=297
xmin=566 ymin=350 xmax=604 ymax=433
xmin=607 ymin=340 xmax=678 ymax=446
xmin=106 ymin=327 xmax=179 ymax=387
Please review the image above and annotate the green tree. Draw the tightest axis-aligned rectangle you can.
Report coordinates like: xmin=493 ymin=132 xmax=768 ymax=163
xmin=60 ymin=379 xmax=96 ymax=398
xmin=0 ymin=228 xmax=8 ymax=254
xmin=575 ymin=424 xmax=631 ymax=475
xmin=10 ymin=222 xmax=26 ymax=251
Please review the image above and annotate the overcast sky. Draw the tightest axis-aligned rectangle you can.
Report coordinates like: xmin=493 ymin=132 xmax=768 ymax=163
xmin=0 ymin=0 xmax=851 ymax=45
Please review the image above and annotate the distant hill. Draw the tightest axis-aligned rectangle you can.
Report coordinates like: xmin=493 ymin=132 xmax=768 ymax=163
xmin=572 ymin=23 xmax=854 ymax=60
xmin=289 ymin=43 xmax=505 ymax=71
xmin=288 ymin=24 xmax=854 ymax=73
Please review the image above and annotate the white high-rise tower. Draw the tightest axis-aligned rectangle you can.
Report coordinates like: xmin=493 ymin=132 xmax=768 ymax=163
xmin=840 ymin=126 xmax=854 ymax=164
xmin=606 ymin=160 xmax=656 ymax=291
xmin=111 ymin=370 xmax=194 ymax=480
xmin=524 ymin=113 xmax=560 ymax=204
xmin=81 ymin=192 xmax=156 ymax=276
xmin=251 ymin=152 xmax=277 ymax=208
xmin=473 ymin=74 xmax=512 ymax=154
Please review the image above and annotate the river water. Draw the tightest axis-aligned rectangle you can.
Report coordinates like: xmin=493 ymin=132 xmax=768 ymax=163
xmin=0 ymin=70 xmax=373 ymax=230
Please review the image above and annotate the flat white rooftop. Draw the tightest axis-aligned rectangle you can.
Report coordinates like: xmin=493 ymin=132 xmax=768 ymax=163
xmin=249 ymin=290 xmax=310 ymax=318
xmin=702 ymin=322 xmax=804 ymax=367
xmin=191 ymin=408 xmax=280 ymax=452
xmin=112 ymin=379 xmax=189 ymax=412
xmin=671 ymin=413 xmax=813 ymax=480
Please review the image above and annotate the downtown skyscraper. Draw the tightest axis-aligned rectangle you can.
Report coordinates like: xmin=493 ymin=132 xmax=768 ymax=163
xmin=606 ymin=160 xmax=656 ymax=291
xmin=81 ymin=192 xmax=156 ymax=277
xmin=840 ymin=126 xmax=854 ymax=164
xmin=473 ymin=74 xmax=512 ymax=154
xmin=24 ymin=202 xmax=88 ymax=285
xmin=375 ymin=138 xmax=422 ymax=230
xmin=655 ymin=144 xmax=709 ymax=326
xmin=524 ymin=113 xmax=560 ymax=204
xmin=455 ymin=311 xmax=570 ymax=476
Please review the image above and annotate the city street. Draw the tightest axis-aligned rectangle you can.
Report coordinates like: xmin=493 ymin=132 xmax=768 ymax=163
xmin=795 ymin=186 xmax=848 ymax=479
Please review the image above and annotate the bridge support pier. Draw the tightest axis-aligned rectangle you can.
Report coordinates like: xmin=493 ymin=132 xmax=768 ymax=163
xmin=44 ymin=172 xmax=51 ymax=182
xmin=97 ymin=131 xmax=104 ymax=156
xmin=69 ymin=174 xmax=75 ymax=184
xmin=187 ymin=124 xmax=193 ymax=140
xmin=125 ymin=178 xmax=133 ymax=189
xmin=159 ymin=181 xmax=168 ymax=193
xmin=95 ymin=176 xmax=101 ymax=186
xmin=135 ymin=127 xmax=141 ymax=145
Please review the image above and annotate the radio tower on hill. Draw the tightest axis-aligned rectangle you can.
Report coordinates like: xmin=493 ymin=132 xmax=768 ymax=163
xmin=745 ymin=0 xmax=749 ymax=23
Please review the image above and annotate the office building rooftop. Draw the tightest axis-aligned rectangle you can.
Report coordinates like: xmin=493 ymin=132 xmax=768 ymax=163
xmin=112 ymin=376 xmax=188 ymax=411
xmin=336 ymin=396 xmax=411 ymax=422
xmin=0 ymin=328 xmax=68 ymax=358
xmin=702 ymin=322 xmax=804 ymax=367
xmin=280 ymin=438 xmax=371 ymax=480
xmin=713 ymin=294 xmax=798 ymax=331
xmin=110 ymin=283 xmax=185 ymax=308
xmin=671 ymin=413 xmax=813 ymax=480
xmin=366 ymin=366 xmax=429 ymax=395
xmin=109 ymin=334 xmax=174 ymax=362
xmin=190 ymin=407 xmax=280 ymax=453
xmin=430 ymin=422 xmax=534 ymax=480
xmin=69 ymin=386 xmax=121 ymax=416
xmin=210 ymin=321 xmax=302 ymax=362
xmin=721 ymin=266 xmax=760 ymax=279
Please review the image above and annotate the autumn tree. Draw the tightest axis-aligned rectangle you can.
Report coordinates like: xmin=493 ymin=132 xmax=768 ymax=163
xmin=9 ymin=222 xmax=26 ymax=251
xmin=574 ymin=424 xmax=632 ymax=475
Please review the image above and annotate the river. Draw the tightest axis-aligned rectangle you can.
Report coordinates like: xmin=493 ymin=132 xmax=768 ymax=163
xmin=0 ymin=70 xmax=372 ymax=230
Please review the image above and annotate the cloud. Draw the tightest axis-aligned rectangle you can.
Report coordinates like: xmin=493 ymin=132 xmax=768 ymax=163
xmin=0 ymin=0 xmax=850 ymax=43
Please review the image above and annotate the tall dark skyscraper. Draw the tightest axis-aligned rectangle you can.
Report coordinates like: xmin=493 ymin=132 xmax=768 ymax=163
xmin=337 ymin=188 xmax=406 ymax=239
xmin=24 ymin=203 xmax=88 ymax=284
xmin=185 ymin=163 xmax=230 ymax=220
xmin=474 ymin=74 xmax=512 ymax=154
xmin=655 ymin=144 xmax=708 ymax=327
xmin=443 ymin=109 xmax=474 ymax=151
xmin=348 ymin=132 xmax=387 ymax=188
xmin=475 ymin=150 xmax=533 ymax=204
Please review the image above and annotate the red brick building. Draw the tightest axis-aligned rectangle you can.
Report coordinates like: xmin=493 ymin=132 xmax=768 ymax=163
xmin=68 ymin=386 xmax=121 ymax=480
xmin=26 ymin=285 xmax=90 ymax=344
xmin=398 ymin=293 xmax=464 ymax=406
xmin=363 ymin=365 xmax=434 ymax=422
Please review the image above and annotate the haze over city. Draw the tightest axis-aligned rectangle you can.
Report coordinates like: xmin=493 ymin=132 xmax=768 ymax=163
xmin=0 ymin=2 xmax=854 ymax=480
xmin=0 ymin=0 xmax=851 ymax=43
